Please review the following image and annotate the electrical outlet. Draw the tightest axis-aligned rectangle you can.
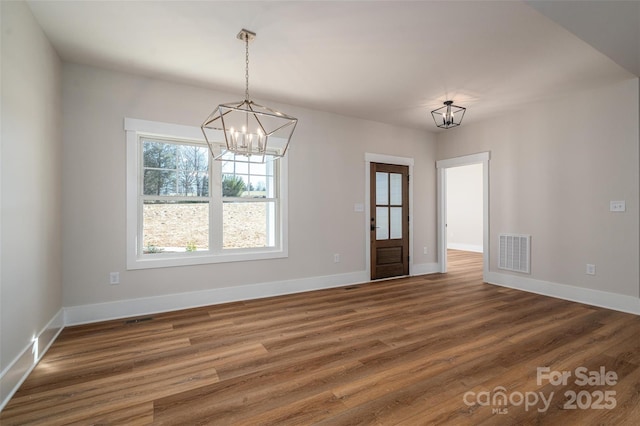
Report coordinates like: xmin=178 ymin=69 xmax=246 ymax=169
xmin=423 ymin=246 xmax=428 ymax=255
xmin=334 ymin=253 xmax=340 ymax=263
xmin=109 ymin=272 xmax=120 ymax=285
xmin=586 ymin=264 xmax=596 ymax=276
xmin=610 ymin=201 xmax=626 ymax=212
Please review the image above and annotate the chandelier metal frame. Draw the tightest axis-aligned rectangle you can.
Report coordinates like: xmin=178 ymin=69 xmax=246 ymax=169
xmin=201 ymin=29 xmax=298 ymax=162
xmin=431 ymin=100 xmax=466 ymax=129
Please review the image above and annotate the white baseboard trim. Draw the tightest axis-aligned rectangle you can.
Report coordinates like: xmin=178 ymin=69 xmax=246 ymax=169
xmin=447 ymin=243 xmax=483 ymax=253
xmin=485 ymin=271 xmax=640 ymax=315
xmin=412 ymin=262 xmax=441 ymax=276
xmin=0 ymin=308 xmax=64 ymax=411
xmin=64 ymin=270 xmax=369 ymax=326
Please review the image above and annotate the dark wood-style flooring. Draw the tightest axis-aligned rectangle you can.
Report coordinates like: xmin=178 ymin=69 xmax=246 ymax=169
xmin=2 ymin=250 xmax=639 ymax=425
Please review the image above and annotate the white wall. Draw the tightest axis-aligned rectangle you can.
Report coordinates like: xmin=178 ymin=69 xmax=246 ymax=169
xmin=437 ymin=78 xmax=640 ymax=299
xmin=61 ymin=63 xmax=437 ymax=309
xmin=0 ymin=0 xmax=63 ymax=403
xmin=446 ymin=164 xmax=483 ymax=252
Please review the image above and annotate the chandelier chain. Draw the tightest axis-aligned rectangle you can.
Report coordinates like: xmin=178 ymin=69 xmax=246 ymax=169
xmin=245 ymin=34 xmax=250 ymax=101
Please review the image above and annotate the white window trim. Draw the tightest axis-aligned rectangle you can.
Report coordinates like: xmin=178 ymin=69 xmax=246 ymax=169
xmin=125 ymin=118 xmax=288 ymax=270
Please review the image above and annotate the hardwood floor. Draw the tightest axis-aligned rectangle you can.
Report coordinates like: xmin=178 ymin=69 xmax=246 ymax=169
xmin=2 ymin=250 xmax=639 ymax=425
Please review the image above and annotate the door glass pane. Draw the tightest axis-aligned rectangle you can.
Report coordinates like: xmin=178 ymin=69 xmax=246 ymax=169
xmin=390 ymin=173 xmax=402 ymax=205
xmin=390 ymin=207 xmax=402 ymax=239
xmin=376 ymin=207 xmax=389 ymax=240
xmin=376 ymin=172 xmax=388 ymax=205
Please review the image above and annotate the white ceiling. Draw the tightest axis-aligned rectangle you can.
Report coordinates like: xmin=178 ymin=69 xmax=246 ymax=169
xmin=26 ymin=0 xmax=638 ymax=131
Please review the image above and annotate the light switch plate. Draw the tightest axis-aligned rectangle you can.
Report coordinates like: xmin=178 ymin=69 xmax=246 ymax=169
xmin=610 ymin=201 xmax=626 ymax=212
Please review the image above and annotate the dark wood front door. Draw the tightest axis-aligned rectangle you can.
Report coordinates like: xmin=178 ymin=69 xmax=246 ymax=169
xmin=370 ymin=163 xmax=409 ymax=280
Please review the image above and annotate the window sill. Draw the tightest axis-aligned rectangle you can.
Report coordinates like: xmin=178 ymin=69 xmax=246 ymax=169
xmin=126 ymin=248 xmax=288 ymax=270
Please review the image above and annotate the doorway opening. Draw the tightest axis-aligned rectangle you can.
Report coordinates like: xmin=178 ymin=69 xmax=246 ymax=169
xmin=436 ymin=152 xmax=490 ymax=279
xmin=446 ymin=164 xmax=483 ymax=253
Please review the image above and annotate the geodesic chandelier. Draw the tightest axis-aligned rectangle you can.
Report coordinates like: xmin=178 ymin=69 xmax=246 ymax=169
xmin=431 ymin=100 xmax=466 ymax=129
xmin=201 ymin=29 xmax=298 ymax=162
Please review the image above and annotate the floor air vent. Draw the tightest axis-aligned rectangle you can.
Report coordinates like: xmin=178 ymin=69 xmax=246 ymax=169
xmin=124 ymin=317 xmax=153 ymax=324
xmin=498 ymin=234 xmax=530 ymax=274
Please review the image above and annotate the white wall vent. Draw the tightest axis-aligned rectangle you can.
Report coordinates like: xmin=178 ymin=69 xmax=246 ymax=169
xmin=498 ymin=234 xmax=530 ymax=274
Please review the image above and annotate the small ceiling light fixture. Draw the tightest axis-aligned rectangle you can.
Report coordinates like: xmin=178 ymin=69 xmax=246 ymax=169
xmin=431 ymin=100 xmax=466 ymax=129
xmin=201 ymin=29 xmax=298 ymax=162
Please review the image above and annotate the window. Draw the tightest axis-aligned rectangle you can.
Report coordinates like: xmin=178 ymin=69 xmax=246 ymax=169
xmin=141 ymin=138 xmax=210 ymax=254
xmin=126 ymin=118 xmax=288 ymax=269
xmin=220 ymin=151 xmax=277 ymax=249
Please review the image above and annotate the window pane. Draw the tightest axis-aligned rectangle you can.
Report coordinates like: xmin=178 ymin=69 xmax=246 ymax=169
xmin=249 ymin=175 xmax=267 ymax=198
xmin=376 ymin=206 xmax=389 ymax=240
xmin=144 ymin=170 xmax=177 ymax=196
xmin=143 ymin=201 xmax=209 ymax=253
xmin=176 ymin=146 xmax=209 ymax=196
xmin=219 ymin=150 xmax=235 ymax=161
xmin=143 ymin=140 xmax=177 ymax=168
xmin=222 ymin=157 xmax=276 ymax=199
xmin=376 ymin=172 xmax=388 ymax=205
xmin=175 ymin=170 xmax=209 ymax=197
xmin=233 ymin=161 xmax=249 ymax=175
xmin=143 ymin=139 xmax=209 ymax=197
xmin=222 ymin=174 xmax=248 ymax=197
xmin=221 ymin=159 xmax=236 ymax=174
xmin=390 ymin=207 xmax=402 ymax=239
xmin=221 ymin=158 xmax=248 ymax=174
xmin=250 ymin=162 xmax=267 ymax=176
xmin=390 ymin=173 xmax=402 ymax=205
xmin=177 ymin=145 xmax=209 ymax=172
xmin=248 ymin=154 xmax=265 ymax=163
xmin=265 ymin=176 xmax=276 ymax=198
xmin=223 ymin=201 xmax=275 ymax=249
